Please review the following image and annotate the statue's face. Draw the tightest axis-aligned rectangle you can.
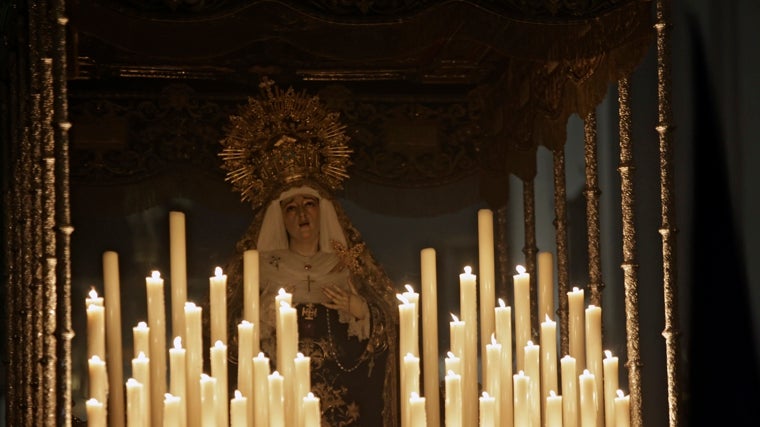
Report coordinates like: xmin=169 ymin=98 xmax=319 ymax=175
xmin=281 ymin=194 xmax=320 ymax=245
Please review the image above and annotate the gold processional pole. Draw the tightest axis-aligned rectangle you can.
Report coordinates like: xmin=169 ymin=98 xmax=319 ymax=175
xmin=655 ymin=0 xmax=682 ymax=426
xmin=553 ymin=147 xmax=571 ymax=357
xmin=583 ymin=111 xmax=604 ymax=307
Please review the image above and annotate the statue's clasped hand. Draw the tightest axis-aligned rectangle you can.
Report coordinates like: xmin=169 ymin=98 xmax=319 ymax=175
xmin=323 ymin=285 xmax=368 ymax=320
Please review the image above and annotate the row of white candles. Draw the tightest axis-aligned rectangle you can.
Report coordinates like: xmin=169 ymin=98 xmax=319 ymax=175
xmin=85 ymin=209 xmax=631 ymax=426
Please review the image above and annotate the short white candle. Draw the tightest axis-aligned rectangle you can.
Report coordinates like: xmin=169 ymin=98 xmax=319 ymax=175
xmin=86 ymin=398 xmax=106 ymax=427
xmin=253 ymin=352 xmax=270 ymax=427
xmin=567 ymin=288 xmax=585 ymax=371
xmin=230 ymin=390 xmax=248 ymax=427
xmin=163 ymin=393 xmax=181 ymax=427
xmin=125 ymin=378 xmax=145 ymax=427
xmin=513 ymin=371 xmax=530 ymax=427
xmin=541 ymin=314 xmax=559 ymax=418
xmin=184 ymin=302 xmax=203 ymax=427
xmin=397 ymin=293 xmax=417 ymax=359
xmin=485 ymin=335 xmax=502 ymax=427
xmin=210 ymin=340 xmax=228 ymax=427
xmin=132 ymin=321 xmax=150 ymax=359
xmin=209 ymin=267 xmax=228 ymax=346
xmin=146 ymin=270 xmax=167 ymax=427
xmin=294 ymin=352 xmax=311 ymax=427
xmin=168 ymin=337 xmax=187 ymax=427
xmin=444 ymin=370 xmax=462 ymax=427
xmin=546 ymin=390 xmax=563 ymax=427
xmin=585 ymin=305 xmax=603 ymax=427
xmin=603 ymin=351 xmax=619 ymax=427
xmin=268 ymin=371 xmax=285 ymax=427
xmin=86 ymin=303 xmax=105 ymax=360
xmin=513 ymin=265 xmax=531 ymax=371
xmin=409 ymin=392 xmax=427 ymax=426
xmin=402 ymin=353 xmax=421 ymax=427
xmin=87 ymin=355 xmax=107 ymax=409
xmin=479 ymin=391 xmax=496 ymax=427
xmin=494 ymin=299 xmax=513 ymax=427
xmin=131 ymin=352 xmax=151 ymax=427
xmin=200 ymin=374 xmax=216 ymax=427
xmin=614 ymin=390 xmax=630 ymax=427
xmin=237 ymin=320 xmax=254 ymax=424
xmin=524 ymin=341 xmax=541 ymax=427
xmin=561 ymin=355 xmax=579 ymax=427
xmin=579 ymin=369 xmax=597 ymax=427
xmin=303 ymin=392 xmax=321 ymax=427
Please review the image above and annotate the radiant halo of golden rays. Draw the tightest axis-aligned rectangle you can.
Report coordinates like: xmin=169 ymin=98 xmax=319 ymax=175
xmin=219 ymin=78 xmax=352 ymax=208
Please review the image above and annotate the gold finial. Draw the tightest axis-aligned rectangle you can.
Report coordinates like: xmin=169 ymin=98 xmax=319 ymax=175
xmin=219 ymin=78 xmax=352 ymax=208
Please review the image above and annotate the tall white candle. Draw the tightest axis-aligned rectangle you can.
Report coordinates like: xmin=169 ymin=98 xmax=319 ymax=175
xmin=398 ymin=293 xmax=418 ymax=359
xmin=210 ymin=266 xmax=228 ymax=346
xmin=131 ymin=352 xmax=151 ymax=427
xmin=513 ymin=371 xmax=530 ymax=427
xmin=237 ymin=320 xmax=254 ymax=424
xmin=125 ymin=378 xmax=145 ymax=427
xmin=268 ymin=371 xmax=285 ymax=427
xmin=303 ymin=392 xmax=321 ymax=427
xmin=603 ymin=351 xmax=619 ymax=427
xmin=200 ymin=374 xmax=217 ymax=427
xmin=459 ymin=266 xmax=478 ymax=427
xmin=86 ymin=302 xmax=105 ymax=360
xmin=541 ymin=314 xmax=559 ymax=418
xmin=184 ymin=302 xmax=203 ymax=427
xmin=88 ymin=355 xmax=108 ymax=410
xmin=538 ymin=251 xmax=555 ymax=322
xmin=494 ymin=299 xmax=513 ymax=427
xmin=230 ymin=390 xmax=247 ymax=427
xmin=561 ymin=355 xmax=579 ymax=427
xmin=146 ymin=270 xmax=167 ymax=427
xmin=546 ymin=391 xmax=563 ymax=427
xmin=86 ymin=398 xmax=106 ymax=427
xmin=445 ymin=370 xmax=462 ymax=427
xmin=278 ymin=300 xmax=298 ymax=427
xmin=402 ymin=353 xmax=421 ymax=427
xmin=584 ymin=305 xmax=603 ymax=427
xmin=211 ymin=340 xmax=228 ymax=427
xmin=579 ymin=369 xmax=597 ymax=427
xmin=168 ymin=337 xmax=187 ymax=427
xmin=253 ymin=352 xmax=270 ymax=427
xmin=614 ymin=390 xmax=630 ymax=427
xmin=275 ymin=290 xmax=293 ymax=376
xmin=568 ymin=287 xmax=586 ymax=371
xmin=243 ymin=249 xmax=260 ymax=355
xmin=169 ymin=211 xmax=188 ymax=342
xmin=132 ymin=321 xmax=150 ymax=359
xmin=524 ymin=341 xmax=541 ymax=427
xmin=479 ymin=391 xmax=496 ymax=427
xmin=513 ymin=265 xmax=531 ymax=371
xmin=420 ymin=248 xmax=440 ymax=427
xmin=103 ymin=251 xmax=124 ymax=427
xmin=478 ymin=209 xmax=496 ymax=387
xmin=402 ymin=284 xmax=420 ymax=357
xmin=163 ymin=393 xmax=182 ymax=427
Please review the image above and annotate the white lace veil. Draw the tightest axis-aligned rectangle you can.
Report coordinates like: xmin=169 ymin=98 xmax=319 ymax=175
xmin=256 ymin=185 xmax=347 ymax=252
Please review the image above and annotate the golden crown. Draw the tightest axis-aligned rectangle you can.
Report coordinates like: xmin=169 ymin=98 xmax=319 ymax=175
xmin=219 ymin=78 xmax=352 ymax=208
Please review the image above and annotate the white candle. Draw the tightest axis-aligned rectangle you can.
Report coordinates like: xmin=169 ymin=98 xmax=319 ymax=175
xmin=132 ymin=321 xmax=150 ymax=359
xmin=585 ymin=305 xmax=603 ymax=427
xmin=459 ymin=266 xmax=478 ymax=427
xmin=125 ymin=378 xmax=145 ymax=427
xmin=86 ymin=287 xmax=104 ymax=307
xmin=398 ymin=294 xmax=417 ymax=359
xmin=303 ymin=392 xmax=321 ymax=427
xmin=275 ymin=291 xmax=293 ymax=379
xmin=237 ymin=320 xmax=254 ymax=424
xmin=546 ymin=391 xmax=563 ymax=427
xmin=211 ymin=340 xmax=228 ymax=427
xmin=210 ymin=266 xmax=228 ymax=346
xmin=402 ymin=353 xmax=421 ymax=427
xmin=485 ymin=336 xmax=501 ymax=427
xmin=200 ymin=374 xmax=217 ymax=427
xmin=568 ymin=287 xmax=586 ymax=371
xmin=479 ymin=391 xmax=496 ymax=427
xmin=541 ymin=314 xmax=559 ymax=417
xmin=243 ymin=249 xmax=261 ymax=355
xmin=402 ymin=284 xmax=420 ymax=356
xmin=103 ymin=251 xmax=124 ymax=427
xmin=86 ymin=398 xmax=106 ymax=427
xmin=445 ymin=370 xmax=462 ymax=427
xmin=561 ymin=355 xmax=579 ymax=427
xmin=494 ymin=299 xmax=513 ymax=427
xmin=579 ymin=369 xmax=597 ymax=427
xmin=163 ymin=393 xmax=182 ymax=427
xmin=169 ymin=337 xmax=187 ymax=427
xmin=184 ymin=302 xmax=203 ymax=427
xmin=169 ymin=211 xmax=188 ymax=342
xmin=278 ymin=301 xmax=298 ymax=427
xmin=445 ymin=351 xmax=461 ymax=376
xmin=614 ymin=390 xmax=630 ymax=427
xmin=538 ymin=251 xmax=554 ymax=322
xmin=294 ymin=352 xmax=311 ymax=427
xmin=524 ymin=341 xmax=541 ymax=427
xmin=513 ymin=371 xmax=530 ymax=427
xmin=253 ymin=352 xmax=270 ymax=427
xmin=132 ymin=352 xmax=151 ymax=427
xmin=478 ymin=209 xmax=496 ymax=387
xmin=146 ymin=270 xmax=167 ymax=427
xmin=409 ymin=392 xmax=427 ymax=427
xmin=86 ymin=302 xmax=105 ymax=360
xmin=603 ymin=351 xmax=619 ymax=427
xmin=230 ymin=390 xmax=248 ymax=427
xmin=88 ymin=355 xmax=108 ymax=409
xmin=420 ymin=248 xmax=440 ymax=427
xmin=513 ymin=265 xmax=531 ymax=371
xmin=269 ymin=371 xmax=285 ymax=427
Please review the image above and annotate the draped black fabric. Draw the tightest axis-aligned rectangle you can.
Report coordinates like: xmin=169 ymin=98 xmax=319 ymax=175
xmin=687 ymin=13 xmax=760 ymax=425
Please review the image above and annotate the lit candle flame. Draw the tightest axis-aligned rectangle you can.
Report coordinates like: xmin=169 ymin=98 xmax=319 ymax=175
xmin=498 ymin=298 xmax=506 ymax=308
xmin=516 ymin=265 xmax=526 ymax=275
xmin=491 ymin=334 xmax=498 ymax=345
xmin=482 ymin=391 xmax=491 ymax=399
xmin=550 ymin=390 xmax=557 ymax=397
xmin=88 ymin=288 xmax=99 ymax=299
xmin=545 ymin=314 xmax=553 ymax=323
xmin=151 ymin=270 xmax=161 ymax=280
xmin=605 ymin=350 xmax=613 ymax=359
xmin=234 ymin=390 xmax=243 ymax=399
xmin=463 ymin=266 xmax=472 ymax=275
xmin=214 ymin=340 xmax=225 ymax=349
xmin=616 ymin=389 xmax=625 ymax=398
xmin=404 ymin=284 xmax=415 ymax=293
xmin=173 ymin=336 xmax=182 ymax=349
xmin=214 ymin=266 xmax=223 ymax=277
xmin=396 ymin=294 xmax=410 ymax=304
xmin=450 ymin=313 xmax=460 ymax=322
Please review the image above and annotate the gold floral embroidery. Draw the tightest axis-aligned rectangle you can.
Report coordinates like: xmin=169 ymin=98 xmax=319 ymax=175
xmin=331 ymin=240 xmax=365 ymax=273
